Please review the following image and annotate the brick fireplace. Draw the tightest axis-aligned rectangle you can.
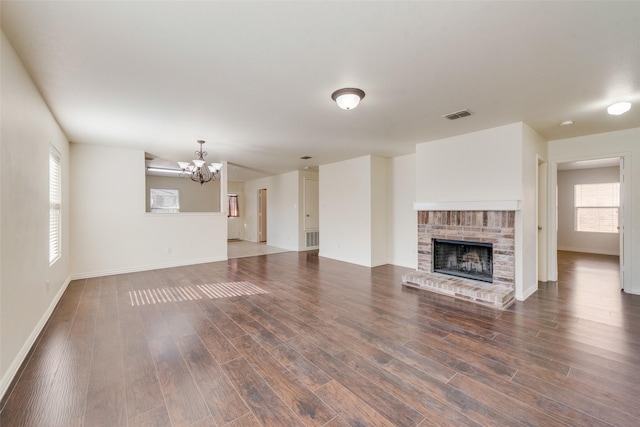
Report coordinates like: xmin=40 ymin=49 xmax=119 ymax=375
xmin=403 ymin=209 xmax=516 ymax=309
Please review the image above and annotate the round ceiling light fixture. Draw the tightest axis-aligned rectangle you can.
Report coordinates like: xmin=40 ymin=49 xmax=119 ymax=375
xmin=331 ymin=88 xmax=365 ymax=110
xmin=607 ymin=101 xmax=631 ymax=115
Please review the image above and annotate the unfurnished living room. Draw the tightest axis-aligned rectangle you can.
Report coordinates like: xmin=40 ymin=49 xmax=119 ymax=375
xmin=1 ymin=1 xmax=640 ymax=426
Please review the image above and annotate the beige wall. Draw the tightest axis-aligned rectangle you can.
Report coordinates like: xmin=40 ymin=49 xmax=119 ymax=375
xmin=548 ymin=127 xmax=638 ymax=294
xmin=319 ymin=155 xmax=389 ymax=267
xmin=414 ymin=122 xmax=545 ymax=300
xmin=243 ymin=171 xmax=300 ymax=250
xmin=388 ymin=153 xmax=417 ymax=269
xmin=1 ymin=31 xmax=71 ymax=398
xmin=146 ymin=174 xmax=221 ymax=212
xmin=70 ymin=144 xmax=227 ymax=278
xmin=557 ymin=166 xmax=620 ymax=256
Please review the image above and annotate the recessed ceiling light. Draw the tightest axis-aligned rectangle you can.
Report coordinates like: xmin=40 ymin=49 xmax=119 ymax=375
xmin=607 ymin=101 xmax=631 ymax=115
xmin=560 ymin=120 xmax=574 ymax=126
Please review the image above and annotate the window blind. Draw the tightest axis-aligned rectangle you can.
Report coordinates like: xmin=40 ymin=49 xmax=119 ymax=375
xmin=49 ymin=146 xmax=62 ymax=264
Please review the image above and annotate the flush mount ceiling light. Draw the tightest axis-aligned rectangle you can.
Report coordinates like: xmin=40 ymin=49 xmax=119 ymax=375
xmin=607 ymin=101 xmax=631 ymax=115
xmin=331 ymin=88 xmax=365 ymax=110
xmin=177 ymin=140 xmax=223 ymax=185
xmin=560 ymin=120 xmax=574 ymax=126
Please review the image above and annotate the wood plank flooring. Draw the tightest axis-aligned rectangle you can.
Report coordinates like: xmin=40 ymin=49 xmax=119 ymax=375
xmin=2 ymin=250 xmax=640 ymax=426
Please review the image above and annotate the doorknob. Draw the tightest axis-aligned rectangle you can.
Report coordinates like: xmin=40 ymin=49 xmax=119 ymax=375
xmin=538 ymin=226 xmax=543 ymax=231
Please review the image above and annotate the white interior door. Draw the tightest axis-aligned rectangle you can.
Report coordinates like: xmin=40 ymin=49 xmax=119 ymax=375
xmin=304 ymin=179 xmax=319 ymax=230
xmin=537 ymin=159 xmax=548 ymax=282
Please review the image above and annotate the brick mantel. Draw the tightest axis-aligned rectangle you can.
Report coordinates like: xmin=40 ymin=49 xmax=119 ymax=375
xmin=413 ymin=200 xmax=521 ymax=211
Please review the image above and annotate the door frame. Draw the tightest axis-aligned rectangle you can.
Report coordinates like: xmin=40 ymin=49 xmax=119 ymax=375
xmin=547 ymin=152 xmax=630 ymax=291
xmin=258 ymin=188 xmax=267 ymax=243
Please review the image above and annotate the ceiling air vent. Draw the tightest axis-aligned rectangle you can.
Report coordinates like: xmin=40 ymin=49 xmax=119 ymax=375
xmin=300 ymin=155 xmax=312 ymax=160
xmin=443 ymin=109 xmax=471 ymax=120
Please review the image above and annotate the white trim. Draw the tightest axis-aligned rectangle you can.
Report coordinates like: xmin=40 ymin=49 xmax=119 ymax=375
xmin=0 ymin=276 xmax=72 ymax=401
xmin=70 ymin=256 xmax=227 ymax=280
xmin=517 ymin=284 xmax=538 ymax=301
xmin=144 ymin=211 xmax=227 ymax=217
xmin=413 ymin=200 xmax=521 ymax=211
xmin=549 ymin=151 xmax=631 ymax=291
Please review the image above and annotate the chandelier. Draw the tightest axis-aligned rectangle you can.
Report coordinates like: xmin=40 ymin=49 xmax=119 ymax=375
xmin=177 ymin=140 xmax=223 ymax=185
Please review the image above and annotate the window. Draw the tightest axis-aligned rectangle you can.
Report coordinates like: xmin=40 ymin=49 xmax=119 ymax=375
xmin=150 ymin=188 xmax=179 ymax=213
xmin=574 ymin=183 xmax=620 ymax=233
xmin=49 ymin=146 xmax=62 ymax=264
xmin=228 ymin=194 xmax=239 ymax=217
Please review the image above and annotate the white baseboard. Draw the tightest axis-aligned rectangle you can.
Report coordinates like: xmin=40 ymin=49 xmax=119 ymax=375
xmin=517 ymin=284 xmax=538 ymax=301
xmin=0 ymin=275 xmax=71 ymax=401
xmin=70 ymin=256 xmax=227 ymax=280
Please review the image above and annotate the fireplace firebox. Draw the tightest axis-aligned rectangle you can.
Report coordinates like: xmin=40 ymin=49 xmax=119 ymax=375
xmin=433 ymin=239 xmax=493 ymax=283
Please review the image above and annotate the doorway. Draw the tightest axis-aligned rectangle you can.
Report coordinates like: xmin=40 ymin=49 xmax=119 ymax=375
xmin=258 ymin=188 xmax=267 ymax=243
xmin=304 ymin=179 xmax=319 ymax=248
xmin=552 ymin=156 xmax=626 ymax=290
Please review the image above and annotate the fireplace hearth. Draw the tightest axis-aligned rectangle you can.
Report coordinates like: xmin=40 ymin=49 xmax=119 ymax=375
xmin=402 ymin=210 xmax=515 ymax=309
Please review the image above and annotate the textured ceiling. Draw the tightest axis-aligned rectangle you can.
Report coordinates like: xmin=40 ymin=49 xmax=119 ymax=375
xmin=2 ymin=1 xmax=639 ymax=181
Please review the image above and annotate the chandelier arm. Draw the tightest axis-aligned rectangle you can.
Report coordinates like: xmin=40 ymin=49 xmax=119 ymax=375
xmin=178 ymin=140 xmax=221 ymax=184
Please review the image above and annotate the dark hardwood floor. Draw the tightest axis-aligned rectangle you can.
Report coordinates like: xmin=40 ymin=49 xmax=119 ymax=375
xmin=2 ymin=250 xmax=639 ymax=426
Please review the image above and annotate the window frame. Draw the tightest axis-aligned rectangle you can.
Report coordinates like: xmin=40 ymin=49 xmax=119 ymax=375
xmin=574 ymin=182 xmax=620 ymax=234
xmin=49 ymin=145 xmax=62 ymax=265
xmin=228 ymin=193 xmax=239 ymax=218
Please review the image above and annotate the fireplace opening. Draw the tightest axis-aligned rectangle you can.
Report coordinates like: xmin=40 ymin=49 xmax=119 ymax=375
xmin=433 ymin=239 xmax=493 ymax=283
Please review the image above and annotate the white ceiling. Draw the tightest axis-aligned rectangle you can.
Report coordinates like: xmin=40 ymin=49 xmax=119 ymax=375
xmin=2 ymin=1 xmax=639 ymax=181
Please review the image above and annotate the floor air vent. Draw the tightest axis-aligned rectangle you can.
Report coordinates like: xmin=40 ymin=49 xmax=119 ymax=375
xmin=306 ymin=231 xmax=319 ymax=248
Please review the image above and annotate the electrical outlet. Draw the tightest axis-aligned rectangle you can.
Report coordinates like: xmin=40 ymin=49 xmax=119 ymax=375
xmin=46 ymin=280 xmax=50 ymax=291
xmin=167 ymin=247 xmax=172 ymax=254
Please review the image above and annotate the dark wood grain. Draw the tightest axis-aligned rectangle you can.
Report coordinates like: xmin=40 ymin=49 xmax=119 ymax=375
xmin=147 ymin=334 xmax=210 ymax=426
xmin=174 ymin=333 xmax=249 ymax=425
xmin=232 ymin=333 xmax=337 ymax=426
xmin=3 ymin=250 xmax=640 ymax=426
xmin=220 ymin=356 xmax=306 ymax=426
xmin=314 ymin=380 xmax=397 ymax=427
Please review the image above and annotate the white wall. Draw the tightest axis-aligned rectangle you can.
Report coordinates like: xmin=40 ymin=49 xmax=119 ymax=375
xmin=320 ymin=156 xmax=371 ymax=266
xmin=521 ymin=124 xmax=547 ymax=299
xmin=228 ymin=180 xmax=244 ymax=240
xmin=371 ymin=156 xmax=390 ymax=266
xmin=548 ymin=127 xmax=638 ymax=294
xmin=1 ymin=31 xmax=71 ymax=398
xmin=415 ymin=122 xmax=538 ymax=300
xmin=558 ymin=167 xmax=620 ymax=255
xmin=146 ymin=174 xmax=221 ymax=212
xmin=70 ymin=143 xmax=227 ymax=278
xmin=389 ymin=154 xmax=417 ymax=268
xmin=242 ymin=171 xmax=300 ymax=251
xmin=416 ymin=123 xmax=523 ymax=203
xmin=320 ymin=155 xmax=389 ymax=267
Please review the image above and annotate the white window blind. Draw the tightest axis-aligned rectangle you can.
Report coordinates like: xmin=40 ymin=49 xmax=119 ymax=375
xmin=574 ymin=182 xmax=620 ymax=233
xmin=49 ymin=146 xmax=62 ymax=264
